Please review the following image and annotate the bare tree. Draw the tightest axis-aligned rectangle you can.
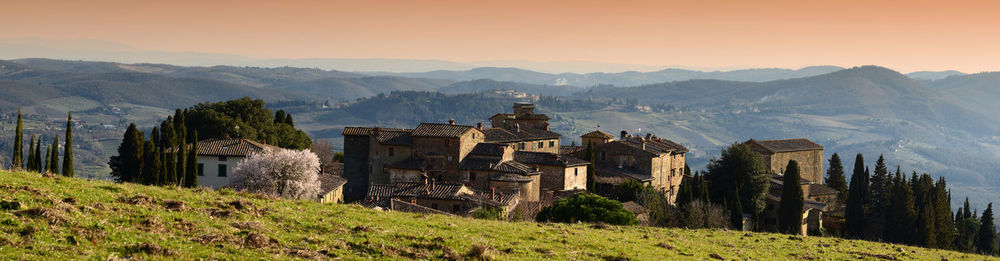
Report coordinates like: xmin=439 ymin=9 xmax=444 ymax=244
xmin=310 ymin=139 xmax=336 ymax=175
xmin=230 ymin=148 xmax=321 ymax=199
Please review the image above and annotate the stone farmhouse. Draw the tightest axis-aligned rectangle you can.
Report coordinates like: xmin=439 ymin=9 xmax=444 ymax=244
xmin=342 ymin=103 xmax=591 ymax=215
xmin=193 ymin=138 xmax=276 ymax=188
xmin=745 ymin=139 xmax=825 ymax=184
xmin=572 ymin=130 xmax=688 ymax=203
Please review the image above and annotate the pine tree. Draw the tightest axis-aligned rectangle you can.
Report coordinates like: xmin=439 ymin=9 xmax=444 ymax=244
xmin=934 ymin=178 xmax=954 ymax=250
xmin=11 ymin=108 xmax=23 ymax=170
xmin=585 ymin=143 xmax=596 ymax=192
xmin=110 ymin=124 xmax=144 ymax=183
xmin=141 ymin=139 xmax=159 ymax=185
xmin=917 ymin=201 xmax=936 ymax=247
xmin=26 ymin=135 xmax=36 ymax=172
xmin=184 ymin=131 xmax=199 ymax=188
xmin=825 ymin=153 xmax=848 ymax=203
xmin=888 ymin=172 xmax=916 ymax=244
xmin=846 ymin=153 xmax=869 ymax=238
xmin=868 ymin=155 xmax=891 ymax=239
xmin=976 ymin=203 xmax=996 ymax=255
xmin=778 ymin=160 xmax=805 ymax=235
xmin=62 ymin=113 xmax=74 ymax=177
xmin=47 ymin=136 xmax=59 ymax=174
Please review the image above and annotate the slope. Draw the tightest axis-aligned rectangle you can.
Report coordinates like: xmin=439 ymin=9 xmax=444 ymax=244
xmin=0 ymin=170 xmax=989 ymax=260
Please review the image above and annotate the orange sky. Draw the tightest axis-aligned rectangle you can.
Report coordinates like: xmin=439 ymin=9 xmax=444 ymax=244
xmin=3 ymin=0 xmax=1000 ymax=72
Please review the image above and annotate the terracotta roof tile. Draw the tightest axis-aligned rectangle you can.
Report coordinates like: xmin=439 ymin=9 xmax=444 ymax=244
xmin=411 ymin=123 xmax=477 ymax=138
xmin=482 ymin=127 xmax=560 ymax=143
xmin=513 ymin=151 xmax=589 ymax=167
xmin=195 ymin=138 xmax=277 ymax=157
xmin=746 ymin=138 xmax=823 ymax=153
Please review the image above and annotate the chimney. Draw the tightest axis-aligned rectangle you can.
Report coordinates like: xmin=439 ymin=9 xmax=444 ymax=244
xmin=448 ymin=119 xmax=455 ymax=125
xmin=620 ymin=130 xmax=628 ymax=139
xmin=476 ymin=122 xmax=483 ymax=130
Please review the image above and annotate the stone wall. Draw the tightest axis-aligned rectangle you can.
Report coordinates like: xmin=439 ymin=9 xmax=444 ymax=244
xmin=342 ymin=134 xmax=371 ymax=202
xmin=767 ymin=150 xmax=824 ymax=184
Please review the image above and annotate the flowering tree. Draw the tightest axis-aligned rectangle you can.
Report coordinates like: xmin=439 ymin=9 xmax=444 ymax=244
xmin=230 ymin=148 xmax=321 ymax=199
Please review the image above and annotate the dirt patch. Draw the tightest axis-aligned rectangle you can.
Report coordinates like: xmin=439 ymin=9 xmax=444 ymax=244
xmin=61 ymin=197 xmax=77 ymax=205
xmin=162 ymin=200 xmax=186 ymax=211
xmin=243 ymin=233 xmax=278 ymax=248
xmin=173 ymin=218 xmax=196 ymax=233
xmin=1 ymin=200 xmax=22 ymax=211
xmin=204 ymin=208 xmax=234 ymax=218
xmin=140 ymin=218 xmax=164 ymax=233
xmin=709 ymin=253 xmax=725 ymax=260
xmin=288 ymin=248 xmax=326 ymax=259
xmin=466 ymin=244 xmax=495 ymax=261
xmin=601 ymin=254 xmax=630 ymax=261
xmin=119 ymin=194 xmax=154 ymax=205
xmin=229 ymin=200 xmax=255 ymax=210
xmin=14 ymin=207 xmax=67 ymax=224
xmin=846 ymin=251 xmax=898 ymax=260
xmin=123 ymin=242 xmax=175 ymax=256
xmin=231 ymin=221 xmax=265 ymax=231
xmin=351 ymin=225 xmax=371 ymax=233
xmin=590 ymin=222 xmax=611 ymax=229
xmin=194 ymin=234 xmax=241 ymax=246
xmin=655 ymin=242 xmax=675 ymax=250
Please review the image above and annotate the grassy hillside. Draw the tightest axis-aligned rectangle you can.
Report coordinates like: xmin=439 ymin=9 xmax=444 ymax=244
xmin=0 ymin=171 xmax=991 ymax=260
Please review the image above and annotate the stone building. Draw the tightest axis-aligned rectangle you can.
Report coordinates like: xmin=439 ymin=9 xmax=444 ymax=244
xmin=361 ymin=182 xmax=518 ymax=215
xmin=762 ymin=174 xmax=835 ymax=235
xmin=573 ymin=130 xmax=688 ymax=203
xmin=745 ymin=139 xmax=825 ymax=184
xmin=341 ymin=104 xmax=589 ymax=211
xmin=489 ymin=103 xmax=550 ymax=130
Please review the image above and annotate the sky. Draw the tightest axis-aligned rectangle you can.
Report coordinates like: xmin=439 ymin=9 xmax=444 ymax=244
xmin=3 ymin=0 xmax=1000 ymax=73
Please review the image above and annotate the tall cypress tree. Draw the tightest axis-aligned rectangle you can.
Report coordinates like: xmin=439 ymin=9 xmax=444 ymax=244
xmin=729 ymin=186 xmax=744 ymax=230
xmin=934 ymin=177 xmax=954 ymax=250
xmin=110 ymin=124 xmax=144 ymax=183
xmin=184 ymin=131 xmax=199 ymax=188
xmin=825 ymin=153 xmax=848 ymax=203
xmin=846 ymin=153 xmax=868 ymax=238
xmin=274 ymin=110 xmax=286 ymax=124
xmin=160 ymin=121 xmax=176 ymax=185
xmin=888 ymin=172 xmax=916 ymax=244
xmin=778 ymin=160 xmax=805 ymax=235
xmin=917 ymin=201 xmax=936 ymax=247
xmin=11 ymin=108 xmax=23 ymax=170
xmin=284 ymin=114 xmax=294 ymax=126
xmin=27 ymin=135 xmax=36 ymax=172
xmin=585 ymin=143 xmax=596 ymax=192
xmin=976 ymin=203 xmax=996 ymax=255
xmin=174 ymin=109 xmax=187 ymax=184
xmin=42 ymin=145 xmax=50 ymax=174
xmin=47 ymin=136 xmax=59 ymax=174
xmin=869 ymin=155 xmax=891 ymax=239
xmin=62 ymin=112 xmax=74 ymax=177
xmin=141 ymin=139 xmax=159 ymax=185
xmin=32 ymin=135 xmax=42 ymax=172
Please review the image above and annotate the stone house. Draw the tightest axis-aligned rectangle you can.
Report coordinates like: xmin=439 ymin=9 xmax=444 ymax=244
xmin=193 ymin=138 xmax=276 ymax=188
xmin=574 ymin=130 xmax=688 ymax=203
xmin=361 ymin=182 xmax=517 ymax=215
xmin=745 ymin=139 xmax=825 ymax=184
xmin=512 ymin=151 xmax=589 ymax=192
xmin=482 ymin=125 xmax=561 ymax=154
xmin=489 ymin=103 xmax=550 ymax=130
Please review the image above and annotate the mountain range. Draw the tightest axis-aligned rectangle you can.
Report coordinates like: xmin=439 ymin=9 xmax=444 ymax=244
xmin=0 ymin=58 xmax=996 ymax=211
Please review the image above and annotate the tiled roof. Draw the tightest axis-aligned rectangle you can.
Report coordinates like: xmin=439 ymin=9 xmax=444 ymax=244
xmin=411 ymin=123 xmax=477 ymax=138
xmin=489 ymin=113 xmax=550 ymax=121
xmin=459 ymin=158 xmax=541 ymax=176
xmin=494 ymin=161 xmax=541 ymax=175
xmin=746 ymin=139 xmax=823 ymax=153
xmin=595 ymin=167 xmax=654 ymax=184
xmin=459 ymin=158 xmax=502 ymax=171
xmin=482 ymin=127 xmax=560 ymax=143
xmin=490 ymin=172 xmax=534 ymax=182
xmin=809 ymin=183 xmax=840 ymax=195
xmin=513 ymin=151 xmax=589 ymax=167
xmin=342 ymin=126 xmax=412 ymax=136
xmin=465 ymin=189 xmax=518 ymax=206
xmin=392 ymin=182 xmax=469 ymax=200
xmin=766 ymin=192 xmax=827 ymax=211
xmin=318 ymin=174 xmax=347 ymax=196
xmin=581 ymin=130 xmax=615 ymax=139
xmin=375 ymin=130 xmax=412 ymax=146
xmin=469 ymin=143 xmax=508 ymax=157
xmin=620 ymin=136 xmax=689 ymax=154
xmin=195 ymin=138 xmax=277 ymax=157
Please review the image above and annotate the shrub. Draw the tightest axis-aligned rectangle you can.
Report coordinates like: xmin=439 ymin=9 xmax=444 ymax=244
xmin=229 ymin=148 xmax=321 ymax=199
xmin=535 ymin=192 xmax=638 ymax=225
xmin=471 ymin=207 xmax=506 ymax=221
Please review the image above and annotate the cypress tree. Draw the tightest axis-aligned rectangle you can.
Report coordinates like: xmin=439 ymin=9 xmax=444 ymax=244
xmin=42 ymin=145 xmax=50 ymax=174
xmin=284 ymin=114 xmax=294 ymax=126
xmin=778 ymin=160 xmax=804 ymax=235
xmin=585 ymin=143 xmax=596 ymax=192
xmin=729 ymin=187 xmax=744 ymax=230
xmin=32 ymin=135 xmax=42 ymax=172
xmin=27 ymin=135 xmax=36 ymax=172
xmin=274 ymin=110 xmax=286 ymax=124
xmin=111 ymin=124 xmax=144 ymax=183
xmin=12 ymin=108 xmax=23 ymax=170
xmin=141 ymin=139 xmax=159 ymax=185
xmin=916 ymin=199 xmax=937 ymax=247
xmin=976 ymin=203 xmax=996 ymax=255
xmin=825 ymin=153 xmax=848 ymax=203
xmin=184 ymin=131 xmax=199 ymax=188
xmin=62 ymin=113 xmax=74 ymax=177
xmin=47 ymin=136 xmax=59 ymax=174
xmin=888 ymin=172 xmax=916 ymax=244
xmin=869 ymin=155 xmax=891 ymax=239
xmin=160 ymin=121 xmax=176 ymax=185
xmin=174 ymin=109 xmax=187 ymax=184
xmin=846 ymin=153 xmax=868 ymax=238
xmin=160 ymin=147 xmax=169 ymax=186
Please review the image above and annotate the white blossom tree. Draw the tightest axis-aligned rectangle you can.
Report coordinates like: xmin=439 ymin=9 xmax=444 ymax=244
xmin=230 ymin=148 xmax=321 ymax=199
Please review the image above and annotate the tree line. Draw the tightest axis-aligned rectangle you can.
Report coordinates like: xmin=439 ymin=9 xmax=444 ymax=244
xmin=6 ymin=108 xmax=74 ymax=177
xmin=108 ymin=97 xmax=312 ymax=187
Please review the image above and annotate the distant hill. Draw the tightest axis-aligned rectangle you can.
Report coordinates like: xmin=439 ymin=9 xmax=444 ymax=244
xmin=369 ymin=65 xmax=846 ymax=87
xmin=906 ymin=70 xmax=965 ymax=80
xmin=439 ymin=79 xmax=582 ymax=96
xmin=924 ymin=71 xmax=1000 ymax=122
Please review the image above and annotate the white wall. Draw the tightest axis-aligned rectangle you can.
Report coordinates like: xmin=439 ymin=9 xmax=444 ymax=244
xmin=196 ymin=155 xmax=245 ymax=188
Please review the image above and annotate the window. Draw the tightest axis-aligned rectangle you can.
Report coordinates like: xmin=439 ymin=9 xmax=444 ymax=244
xmin=519 ymin=143 xmax=525 ymax=150
xmin=388 ymin=147 xmax=395 ymax=157
xmin=218 ymin=164 xmax=227 ymax=177
xmin=574 ymin=168 xmax=578 ymax=177
xmin=537 ymin=142 xmax=543 ymax=148
xmin=671 ymin=169 xmax=676 ymax=177
xmin=470 ymin=172 xmax=477 ymax=181
xmin=219 ymin=156 xmax=227 ymax=162
xmin=197 ymin=164 xmax=204 ymax=176
xmin=549 ymin=141 xmax=555 ymax=147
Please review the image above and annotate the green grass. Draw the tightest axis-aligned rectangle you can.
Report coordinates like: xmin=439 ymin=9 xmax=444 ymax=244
xmin=0 ymin=170 xmax=993 ymax=260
